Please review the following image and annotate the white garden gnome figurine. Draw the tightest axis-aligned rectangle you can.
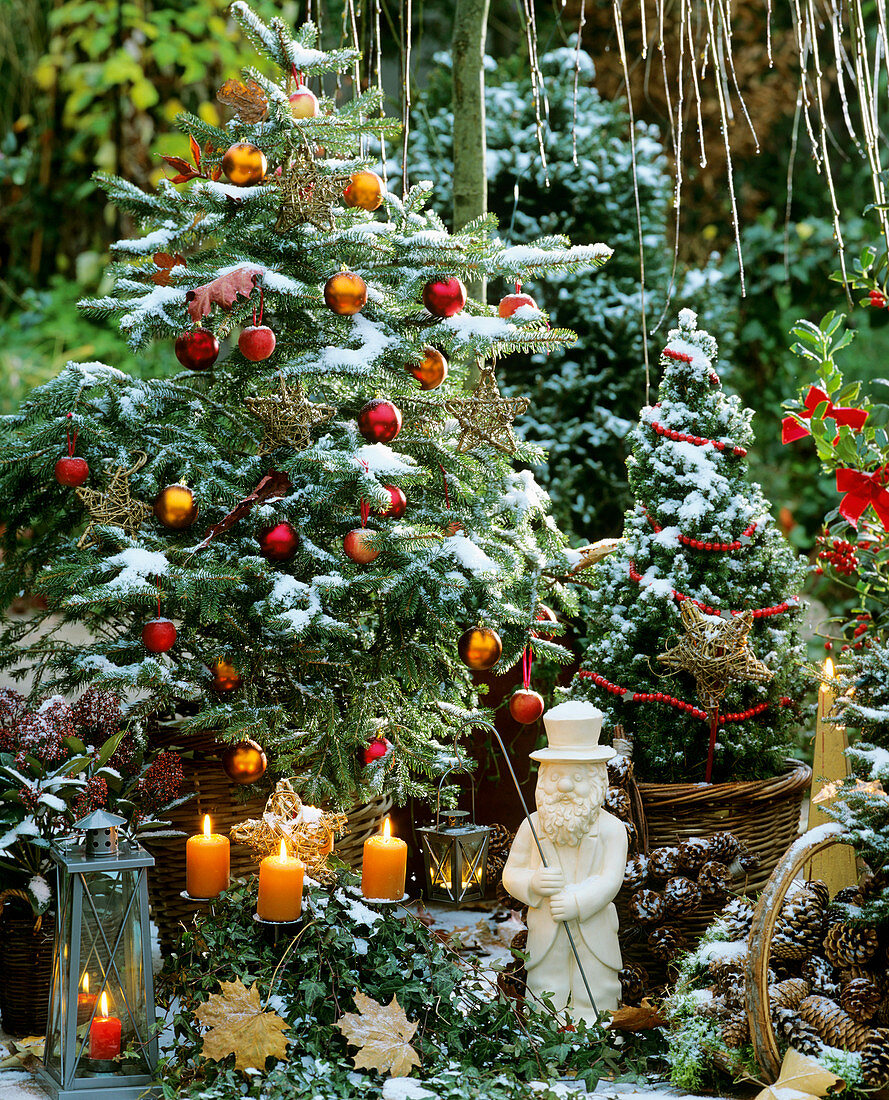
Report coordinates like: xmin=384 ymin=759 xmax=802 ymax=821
xmin=502 ymin=701 xmax=627 ymax=1022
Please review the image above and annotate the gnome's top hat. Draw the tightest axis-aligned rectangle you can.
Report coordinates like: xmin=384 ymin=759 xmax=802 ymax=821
xmin=530 ymin=701 xmax=616 ymax=763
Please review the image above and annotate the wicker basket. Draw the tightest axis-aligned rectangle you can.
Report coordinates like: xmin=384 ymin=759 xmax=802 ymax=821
xmin=0 ymin=891 xmax=54 ymax=1037
xmin=619 ymin=758 xmax=811 ymax=970
xmin=144 ymin=720 xmax=393 ymax=954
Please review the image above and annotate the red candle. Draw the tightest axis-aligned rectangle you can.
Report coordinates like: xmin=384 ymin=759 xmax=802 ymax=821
xmin=76 ymin=972 xmax=97 ymax=1026
xmin=89 ymin=991 xmax=121 ymax=1060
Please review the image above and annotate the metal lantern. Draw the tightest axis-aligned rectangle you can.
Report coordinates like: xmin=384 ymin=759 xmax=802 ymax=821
xmin=418 ymin=752 xmax=490 ymax=906
xmin=39 ymin=810 xmax=159 ymax=1100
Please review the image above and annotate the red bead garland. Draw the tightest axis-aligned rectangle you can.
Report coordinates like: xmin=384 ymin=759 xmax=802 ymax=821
xmin=627 ymin=561 xmax=797 ymax=619
xmin=576 ymin=669 xmax=773 ymax=724
xmin=643 ymin=507 xmax=759 ymax=552
xmin=661 ymin=346 xmax=720 ymax=385
xmin=647 ymin=404 xmax=747 ymax=456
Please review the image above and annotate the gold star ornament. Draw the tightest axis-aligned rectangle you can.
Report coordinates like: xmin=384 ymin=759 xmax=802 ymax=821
xmin=75 ymin=453 xmax=151 ymax=549
xmin=445 ymin=361 xmax=529 ymax=456
xmin=275 ymin=148 xmax=352 ymax=233
xmin=656 ymin=600 xmax=773 ymax=708
xmin=245 ymin=377 xmax=335 ymax=455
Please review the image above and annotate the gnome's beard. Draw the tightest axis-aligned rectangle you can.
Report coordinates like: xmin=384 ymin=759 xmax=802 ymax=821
xmin=537 ymin=790 xmax=600 ymax=848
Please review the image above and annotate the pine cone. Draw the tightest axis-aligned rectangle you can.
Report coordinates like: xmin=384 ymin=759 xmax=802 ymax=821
xmin=802 ymin=956 xmax=840 ymax=999
xmin=773 ymin=1005 xmax=824 ymax=1057
xmin=648 ymin=924 xmax=686 ymax=962
xmin=719 ymin=896 xmax=755 ymax=941
xmin=663 ymin=876 xmax=702 ymax=917
xmin=840 ymin=977 xmax=882 ymax=1022
xmin=624 ymin=853 xmax=649 ymax=891
xmin=826 ymin=886 xmax=864 ymax=927
xmin=861 ymin=1028 xmax=889 ymax=1088
xmin=678 ymin=837 xmax=710 ymax=875
xmin=627 ymin=888 xmax=666 ymax=926
xmin=697 ymin=860 xmax=731 ymax=902
xmin=824 ymin=922 xmax=879 ymax=968
xmin=649 ymin=846 xmax=682 ymax=880
xmin=707 ymin=831 xmax=741 ymax=864
xmin=722 ymin=1012 xmax=749 ymax=1048
xmin=605 ymin=787 xmax=631 ymax=820
xmin=624 ymin=821 xmax=639 ymax=851
xmin=485 ymin=823 xmax=514 ymax=884
xmin=771 ymin=882 xmax=828 ymax=960
xmin=737 ymin=848 xmax=760 ymax=874
xmin=607 ymin=754 xmax=631 ymax=788
xmin=770 ymin=978 xmax=811 ymax=1010
xmin=798 ymin=994 xmax=874 ymax=1050
xmin=619 ymin=964 xmax=649 ymax=1006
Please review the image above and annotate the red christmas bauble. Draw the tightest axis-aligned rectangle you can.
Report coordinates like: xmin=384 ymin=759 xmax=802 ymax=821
xmin=175 ymin=329 xmax=219 ymax=371
xmin=238 ymin=325 xmax=276 ymax=362
xmin=457 ymin=625 xmax=502 ymax=671
xmin=408 ymin=346 xmax=448 ymax=390
xmin=258 ymin=521 xmax=299 ymax=563
xmin=422 ymin=277 xmax=467 ymax=318
xmin=55 ymin=457 xmax=89 ymax=487
xmin=530 ymin=604 xmax=558 ymax=639
xmin=142 ymin=618 xmax=177 ymax=653
xmin=377 ymin=485 xmax=407 ymax=519
xmin=221 ymin=739 xmax=267 ymax=783
xmin=211 ymin=659 xmax=241 ymax=692
xmin=343 ymin=528 xmax=379 ymax=564
xmin=498 ymin=292 xmax=539 ymax=318
xmin=509 ymin=688 xmax=545 ymax=724
xmin=363 ymin=737 xmax=391 ymax=764
xmin=154 ymin=484 xmax=198 ymax=530
xmin=221 ymin=142 xmax=267 ymax=186
xmin=343 ymin=170 xmax=385 ymax=211
xmin=357 ymin=399 xmax=402 ymax=443
xmin=289 ymin=86 xmax=319 ymax=119
xmin=324 ymin=271 xmax=367 ymax=316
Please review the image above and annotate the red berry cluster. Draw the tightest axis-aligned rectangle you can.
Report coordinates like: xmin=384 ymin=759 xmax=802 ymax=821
xmin=577 ymin=670 xmax=772 ymax=724
xmin=868 ymin=289 xmax=887 ymax=309
xmin=649 ymin=412 xmax=747 ymax=456
xmin=19 ymin=786 xmax=39 ymax=811
xmin=135 ymin=751 xmax=184 ymax=811
xmin=628 ymin=562 xmax=796 ymax=619
xmin=72 ymin=687 xmax=121 ymax=739
xmin=0 ymin=689 xmax=27 ymax=753
xmin=644 ymin=509 xmax=758 ymax=552
xmin=816 ymin=536 xmax=858 ymax=576
xmin=73 ymin=776 xmax=110 ymax=818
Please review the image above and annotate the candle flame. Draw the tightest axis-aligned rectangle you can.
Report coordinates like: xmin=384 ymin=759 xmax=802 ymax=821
xmin=203 ymin=814 xmax=212 ymax=837
xmin=100 ymin=991 xmax=109 ymax=1017
xmin=383 ymin=816 xmax=391 ymax=840
xmin=279 ymin=838 xmax=287 ymax=860
xmin=823 ymin=656 xmax=835 ymax=681
xmin=81 ymin=972 xmax=89 ymax=995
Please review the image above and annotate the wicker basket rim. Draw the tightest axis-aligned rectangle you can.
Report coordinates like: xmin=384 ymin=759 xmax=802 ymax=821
xmin=637 ymin=758 xmax=812 ymax=807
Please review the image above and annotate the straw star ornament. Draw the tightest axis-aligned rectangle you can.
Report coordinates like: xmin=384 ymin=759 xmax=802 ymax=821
xmin=445 ymin=362 xmax=529 ymax=456
xmin=275 ymin=149 xmax=352 ymax=233
xmin=246 ymin=377 xmax=335 ymax=454
xmin=75 ymin=453 xmax=151 ymax=548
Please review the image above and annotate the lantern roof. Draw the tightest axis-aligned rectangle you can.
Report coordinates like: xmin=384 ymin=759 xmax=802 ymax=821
xmin=72 ymin=808 xmax=127 ymax=831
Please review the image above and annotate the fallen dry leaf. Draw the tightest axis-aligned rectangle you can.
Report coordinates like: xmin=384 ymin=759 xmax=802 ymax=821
xmin=195 ymin=978 xmax=289 ymax=1072
xmin=151 ymin=251 xmax=185 ymax=286
xmin=337 ymin=991 xmax=421 ymax=1078
xmin=186 ymin=265 xmax=260 ymax=322
xmin=0 ymin=1034 xmax=44 ymax=1068
xmin=608 ymin=998 xmax=667 ymax=1031
xmin=217 ymin=78 xmax=269 ymax=123
xmin=754 ymin=1047 xmax=845 ymax=1100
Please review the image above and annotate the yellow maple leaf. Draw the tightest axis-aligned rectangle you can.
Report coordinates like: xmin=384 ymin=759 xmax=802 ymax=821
xmin=195 ymin=978 xmax=289 ymax=1072
xmin=337 ymin=991 xmax=421 ymax=1078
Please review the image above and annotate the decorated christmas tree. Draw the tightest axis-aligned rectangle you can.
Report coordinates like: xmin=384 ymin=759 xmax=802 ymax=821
xmin=0 ymin=3 xmax=611 ymax=807
xmin=569 ymin=310 xmax=806 ymax=783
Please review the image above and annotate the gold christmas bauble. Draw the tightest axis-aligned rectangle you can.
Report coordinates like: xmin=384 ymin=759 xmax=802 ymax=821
xmin=221 ymin=142 xmax=268 ymax=186
xmin=324 ymin=271 xmax=367 ymax=316
xmin=343 ymin=170 xmax=385 ymax=211
xmin=458 ymin=625 xmax=502 ymax=671
xmin=154 ymin=483 xmax=198 ymax=529
xmin=408 ymin=346 xmax=448 ymax=391
xmin=221 ymin=739 xmax=267 ymax=784
xmin=211 ymin=659 xmax=242 ymax=692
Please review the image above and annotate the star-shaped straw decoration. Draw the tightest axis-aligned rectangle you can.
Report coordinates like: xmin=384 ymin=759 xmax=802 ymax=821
xmin=245 ymin=377 xmax=335 ymax=454
xmin=445 ymin=362 xmax=529 ymax=456
xmin=75 ymin=453 xmax=151 ymax=549
xmin=275 ymin=148 xmax=352 ymax=233
xmin=657 ymin=600 xmax=773 ymax=708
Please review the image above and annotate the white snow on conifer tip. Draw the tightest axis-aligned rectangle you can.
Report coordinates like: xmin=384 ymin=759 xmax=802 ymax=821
xmin=193 ymin=180 xmax=267 ymax=202
xmin=352 ymin=444 xmax=418 ymax=476
xmin=439 ymin=533 xmax=500 ymax=576
xmin=102 ymin=548 xmax=169 ymax=593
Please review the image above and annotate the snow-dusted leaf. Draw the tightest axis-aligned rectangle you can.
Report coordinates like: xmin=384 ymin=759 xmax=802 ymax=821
xmin=337 ymin=992 xmax=420 ymax=1078
xmin=196 ymin=979 xmax=289 ymax=1072
xmin=186 ymin=266 xmax=260 ymax=322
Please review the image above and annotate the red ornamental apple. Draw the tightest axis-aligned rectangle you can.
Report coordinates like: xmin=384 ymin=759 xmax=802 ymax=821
xmin=54 ymin=457 xmax=89 ymax=487
xmin=357 ymin=399 xmax=402 ymax=443
xmin=377 ymin=485 xmax=407 ymax=519
xmin=422 ymin=277 xmax=467 ymax=318
xmin=289 ymin=85 xmax=319 ymax=118
xmin=175 ymin=329 xmax=219 ymax=371
xmin=363 ymin=737 xmax=391 ymax=764
xmin=509 ymin=689 xmax=545 ymax=725
xmin=258 ymin=522 xmax=299 ymax=563
xmin=343 ymin=528 xmax=379 ymax=564
xmin=238 ymin=325 xmax=276 ymax=362
xmin=142 ymin=618 xmax=177 ymax=654
xmin=498 ymin=292 xmax=539 ymax=318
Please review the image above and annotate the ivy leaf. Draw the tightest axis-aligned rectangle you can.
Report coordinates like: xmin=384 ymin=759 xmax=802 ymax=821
xmin=337 ymin=991 xmax=421 ymax=1077
xmin=185 ymin=265 xmax=259 ymax=322
xmin=195 ymin=979 xmax=289 ymax=1072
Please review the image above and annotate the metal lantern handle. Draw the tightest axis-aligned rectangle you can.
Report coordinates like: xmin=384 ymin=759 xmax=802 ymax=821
xmin=432 ymin=732 xmax=477 ymax=829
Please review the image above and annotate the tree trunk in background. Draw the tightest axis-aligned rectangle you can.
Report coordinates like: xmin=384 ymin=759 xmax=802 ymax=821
xmin=452 ymin=0 xmax=490 ymax=303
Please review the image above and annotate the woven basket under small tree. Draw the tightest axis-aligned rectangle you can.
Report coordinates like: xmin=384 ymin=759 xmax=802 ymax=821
xmin=144 ymin=720 xmax=392 ymax=954
xmin=0 ymin=890 xmax=54 ymax=1037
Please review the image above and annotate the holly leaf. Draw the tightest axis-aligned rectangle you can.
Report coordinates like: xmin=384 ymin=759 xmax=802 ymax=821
xmin=195 ymin=978 xmax=289 ymax=1072
xmin=185 ymin=265 xmax=260 ymax=322
xmin=217 ymin=78 xmax=269 ymax=123
xmin=337 ymin=992 xmax=420 ymax=1078
xmin=607 ymin=998 xmax=666 ymax=1031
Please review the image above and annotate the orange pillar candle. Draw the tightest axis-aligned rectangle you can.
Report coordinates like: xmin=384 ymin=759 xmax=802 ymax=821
xmin=257 ymin=839 xmax=305 ymax=922
xmin=89 ymin=991 xmax=121 ymax=1060
xmin=186 ymin=815 xmax=230 ymax=899
xmin=361 ymin=817 xmax=407 ymax=900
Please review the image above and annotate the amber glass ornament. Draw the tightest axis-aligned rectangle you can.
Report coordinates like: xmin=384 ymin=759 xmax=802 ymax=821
xmin=324 ymin=271 xmax=367 ymax=316
xmin=343 ymin=170 xmax=385 ymax=211
xmin=154 ymin=484 xmax=198 ymax=529
xmin=211 ymin=659 xmax=242 ymax=692
xmin=221 ymin=739 xmax=267 ymax=784
xmin=221 ymin=142 xmax=268 ymax=186
xmin=408 ymin=347 xmax=448 ymax=391
xmin=458 ymin=625 xmax=502 ymax=670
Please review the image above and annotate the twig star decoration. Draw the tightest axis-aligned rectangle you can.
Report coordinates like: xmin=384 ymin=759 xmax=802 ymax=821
xmin=657 ymin=601 xmax=773 ymax=708
xmin=75 ymin=453 xmax=151 ymax=548
xmin=275 ymin=148 xmax=351 ymax=233
xmin=445 ymin=361 xmax=529 ymax=456
xmin=245 ymin=377 xmax=335 ymax=454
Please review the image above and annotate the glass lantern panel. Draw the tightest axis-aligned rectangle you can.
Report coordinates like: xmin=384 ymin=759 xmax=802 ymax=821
xmin=457 ymin=837 xmax=485 ymax=893
xmin=45 ymin=869 xmax=74 ymax=1076
xmin=423 ymin=833 xmax=455 ymax=897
